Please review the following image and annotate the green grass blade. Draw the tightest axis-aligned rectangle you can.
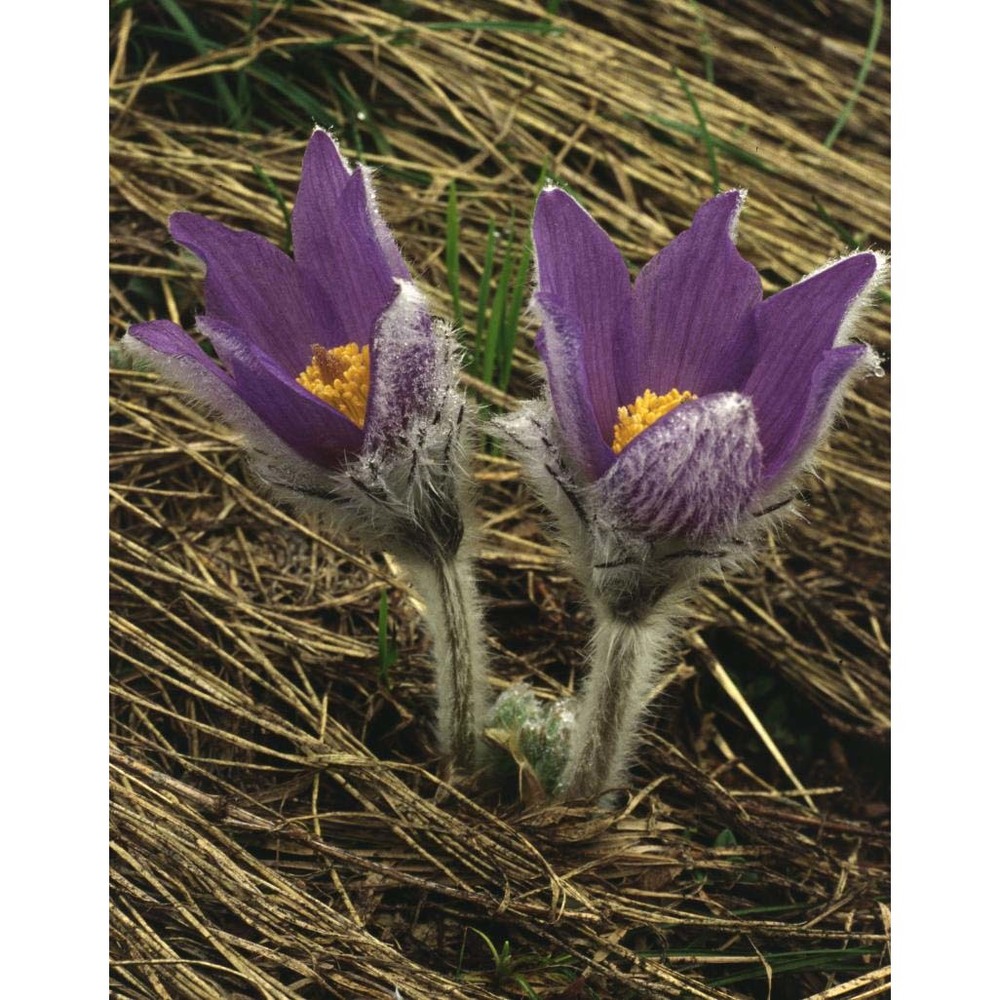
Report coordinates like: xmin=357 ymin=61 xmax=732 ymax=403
xmin=474 ymin=221 xmax=498 ymax=369
xmin=673 ymin=66 xmax=720 ymax=193
xmin=446 ymin=181 xmax=465 ymax=332
xmin=247 ymin=63 xmax=338 ymax=131
xmin=709 ymin=946 xmax=877 ymax=986
xmin=481 ymin=230 xmax=515 ymax=386
xmin=812 ymin=195 xmax=865 ymax=250
xmin=499 ymin=236 xmax=532 ymax=391
xmin=376 ymin=589 xmax=397 ymax=685
xmin=154 ymin=0 xmax=243 ymax=127
xmin=688 ymin=0 xmax=715 ymax=84
xmin=824 ymin=0 xmax=884 ymax=148
xmin=646 ymin=114 xmax=772 ymax=171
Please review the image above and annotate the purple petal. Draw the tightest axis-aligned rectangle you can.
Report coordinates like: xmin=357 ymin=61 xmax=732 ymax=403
xmin=291 ymin=129 xmax=353 ymax=277
xmin=198 ymin=316 xmax=363 ymax=466
xmin=169 ymin=212 xmax=320 ymax=375
xmin=360 ymin=166 xmax=410 ymax=281
xmin=596 ymin=393 xmax=762 ymax=540
xmin=631 ymin=190 xmax=761 ymax=399
xmin=365 ymin=281 xmax=440 ymax=448
xmin=533 ymin=188 xmax=636 ymax=432
xmin=742 ymin=252 xmax=879 ymax=477
xmin=760 ymin=343 xmax=869 ymax=486
xmin=535 ymin=292 xmax=615 ymax=480
xmin=123 ymin=323 xmax=278 ymax=443
xmin=296 ymin=168 xmax=400 ymax=351
xmin=126 ymin=319 xmax=234 ymax=386
xmin=291 ymin=132 xmax=410 ymax=312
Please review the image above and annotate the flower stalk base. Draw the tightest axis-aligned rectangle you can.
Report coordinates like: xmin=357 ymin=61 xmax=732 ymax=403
xmin=560 ymin=609 xmax=675 ymax=800
xmin=404 ymin=554 xmax=489 ymax=771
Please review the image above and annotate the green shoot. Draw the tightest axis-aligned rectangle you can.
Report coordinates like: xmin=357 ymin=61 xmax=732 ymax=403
xmin=645 ymin=113 xmax=772 ymax=172
xmin=154 ymin=0 xmax=243 ymax=128
xmin=376 ymin=590 xmax=398 ymax=685
xmin=812 ymin=195 xmax=868 ymax=250
xmin=467 ymin=928 xmax=511 ymax=984
xmin=688 ymin=0 xmax=715 ymax=84
xmin=446 ymin=181 xmax=465 ymax=332
xmin=473 ymin=221 xmax=498 ymax=370
xmin=708 ymin=946 xmax=879 ymax=986
xmin=499 ymin=238 xmax=532 ymax=392
xmin=465 ymin=928 xmax=578 ymax=996
xmin=481 ymin=228 xmax=516 ymax=388
xmin=673 ymin=66 xmax=720 ymax=193
xmin=824 ymin=0 xmax=884 ymax=148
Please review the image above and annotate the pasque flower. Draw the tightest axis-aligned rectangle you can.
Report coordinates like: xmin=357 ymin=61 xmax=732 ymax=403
xmin=496 ymin=187 xmax=884 ymax=799
xmin=124 ymin=129 xmax=489 ymax=769
xmin=125 ymin=128 xmax=445 ymax=486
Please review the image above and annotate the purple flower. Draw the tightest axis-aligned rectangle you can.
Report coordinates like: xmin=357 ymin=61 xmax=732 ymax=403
xmin=124 ymin=130 xmax=489 ymax=768
xmin=510 ymin=186 xmax=883 ymax=543
xmin=125 ymin=129 xmax=442 ymax=473
xmin=124 ymin=130 xmax=471 ymax=570
xmin=493 ymin=188 xmax=885 ymax=798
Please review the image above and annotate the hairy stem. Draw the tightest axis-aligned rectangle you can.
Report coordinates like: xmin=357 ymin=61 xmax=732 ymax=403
xmin=405 ymin=554 xmax=489 ymax=771
xmin=560 ymin=610 xmax=674 ymax=800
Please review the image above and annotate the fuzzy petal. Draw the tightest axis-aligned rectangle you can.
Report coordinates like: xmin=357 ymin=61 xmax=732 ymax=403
xmin=535 ymin=292 xmax=616 ymax=480
xmin=743 ymin=252 xmax=878 ymax=475
xmin=760 ymin=343 xmax=869 ymax=486
xmin=597 ymin=393 xmax=762 ymax=540
xmin=126 ymin=319 xmax=234 ymax=385
xmin=631 ymin=190 xmax=761 ymax=399
xmin=297 ymin=168 xmax=400 ymax=351
xmin=198 ymin=316 xmax=363 ymax=466
xmin=533 ymin=188 xmax=636 ymax=432
xmin=121 ymin=324 xmax=281 ymax=445
xmin=365 ymin=280 xmax=440 ymax=448
xmin=169 ymin=212 xmax=319 ymax=374
xmin=291 ymin=129 xmax=353 ymax=274
xmin=360 ymin=166 xmax=410 ymax=281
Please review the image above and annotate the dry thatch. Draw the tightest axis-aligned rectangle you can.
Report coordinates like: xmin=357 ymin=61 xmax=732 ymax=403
xmin=110 ymin=2 xmax=890 ymax=997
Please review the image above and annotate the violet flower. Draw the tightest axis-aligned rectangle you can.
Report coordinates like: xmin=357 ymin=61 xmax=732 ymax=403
xmin=496 ymin=187 xmax=884 ymax=799
xmin=123 ymin=130 xmax=489 ymax=769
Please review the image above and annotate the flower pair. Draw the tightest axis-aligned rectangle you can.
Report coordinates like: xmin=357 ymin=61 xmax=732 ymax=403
xmin=126 ymin=128 xmax=883 ymax=797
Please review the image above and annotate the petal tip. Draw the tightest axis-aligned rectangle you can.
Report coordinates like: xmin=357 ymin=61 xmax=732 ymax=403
xmin=693 ymin=188 xmax=748 ymax=242
xmin=534 ymin=185 xmax=582 ymax=219
xmin=300 ymin=127 xmax=354 ymax=186
xmin=167 ymin=210 xmax=202 ymax=241
xmin=306 ymin=124 xmax=344 ymax=151
xmin=124 ymin=319 xmax=188 ymax=353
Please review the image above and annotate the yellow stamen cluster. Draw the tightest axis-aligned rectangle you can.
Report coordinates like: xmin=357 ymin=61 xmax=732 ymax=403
xmin=296 ymin=342 xmax=370 ymax=428
xmin=611 ymin=388 xmax=696 ymax=454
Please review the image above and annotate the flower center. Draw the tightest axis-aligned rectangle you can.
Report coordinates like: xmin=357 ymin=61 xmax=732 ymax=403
xmin=296 ymin=342 xmax=370 ymax=428
xmin=611 ymin=388 xmax=697 ymax=454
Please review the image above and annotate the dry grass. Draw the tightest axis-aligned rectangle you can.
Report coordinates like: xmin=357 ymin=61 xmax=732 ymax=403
xmin=110 ymin=2 xmax=890 ymax=997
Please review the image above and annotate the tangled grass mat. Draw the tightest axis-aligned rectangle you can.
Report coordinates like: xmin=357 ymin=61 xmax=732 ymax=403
xmin=110 ymin=2 xmax=890 ymax=997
